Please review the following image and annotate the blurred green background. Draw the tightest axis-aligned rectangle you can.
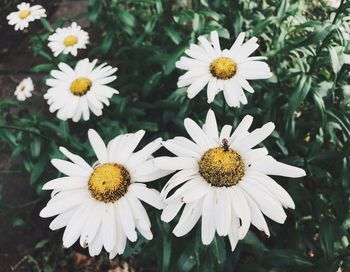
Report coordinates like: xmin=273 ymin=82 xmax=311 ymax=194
xmin=0 ymin=0 xmax=350 ymax=271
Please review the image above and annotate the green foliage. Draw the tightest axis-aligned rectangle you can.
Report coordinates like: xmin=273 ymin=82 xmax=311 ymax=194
xmin=1 ymin=0 xmax=350 ymax=271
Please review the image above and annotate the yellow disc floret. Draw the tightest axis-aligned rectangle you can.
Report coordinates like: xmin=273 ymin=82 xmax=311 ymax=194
xmin=198 ymin=140 xmax=245 ymax=187
xmin=70 ymin=77 xmax=92 ymax=96
xmin=88 ymin=163 xmax=131 ymax=203
xmin=18 ymin=10 xmax=31 ymax=20
xmin=63 ymin=35 xmax=78 ymax=47
xmin=209 ymin=57 xmax=237 ymax=80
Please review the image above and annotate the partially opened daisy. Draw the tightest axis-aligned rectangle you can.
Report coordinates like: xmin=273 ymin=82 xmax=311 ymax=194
xmin=44 ymin=58 xmax=118 ymax=122
xmin=14 ymin=77 xmax=34 ymax=101
xmin=155 ymin=109 xmax=305 ymax=250
xmin=48 ymin=22 xmax=89 ymax=57
xmin=176 ymin=31 xmax=272 ymax=107
xmin=40 ymin=129 xmax=171 ymax=258
xmin=7 ymin=2 xmax=46 ymax=31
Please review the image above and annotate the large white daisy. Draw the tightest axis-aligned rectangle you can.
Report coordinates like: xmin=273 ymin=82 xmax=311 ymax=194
xmin=14 ymin=77 xmax=34 ymax=101
xmin=40 ymin=129 xmax=171 ymax=258
xmin=48 ymin=22 xmax=89 ymax=57
xmin=155 ymin=109 xmax=306 ymax=250
xmin=7 ymin=2 xmax=46 ymax=31
xmin=44 ymin=58 xmax=118 ymax=122
xmin=176 ymin=31 xmax=272 ymax=107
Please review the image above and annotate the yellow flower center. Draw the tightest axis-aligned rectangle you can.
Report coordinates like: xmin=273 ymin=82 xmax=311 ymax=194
xmin=63 ymin=35 xmax=78 ymax=47
xmin=198 ymin=140 xmax=245 ymax=187
xmin=70 ymin=77 xmax=92 ymax=96
xmin=19 ymin=84 xmax=25 ymax=91
xmin=88 ymin=163 xmax=131 ymax=203
xmin=18 ymin=10 xmax=31 ymax=20
xmin=209 ymin=57 xmax=237 ymax=80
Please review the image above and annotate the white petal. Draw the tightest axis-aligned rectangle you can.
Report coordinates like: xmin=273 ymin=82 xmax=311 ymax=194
xmin=130 ymin=183 xmax=164 ymax=209
xmin=40 ymin=190 xmax=89 ymax=218
xmin=238 ymin=180 xmax=287 ymax=224
xmin=101 ymin=203 xmax=117 ymax=252
xmin=59 ymin=146 xmax=92 ymax=171
xmin=184 ymin=118 xmax=213 ymax=150
xmin=233 ymin=122 xmax=275 ymax=153
xmin=244 ymin=190 xmax=270 ymax=236
xmin=229 ymin=186 xmax=251 ymax=239
xmin=173 ymin=199 xmax=203 ymax=237
xmin=118 ymin=198 xmax=137 ymax=242
xmin=215 ymin=188 xmax=231 ymax=236
xmin=126 ymin=137 xmax=162 ymax=167
xmin=161 ymin=200 xmax=183 ymax=223
xmin=49 ymin=208 xmax=75 ymax=230
xmin=250 ymin=156 xmax=306 ymax=178
xmin=229 ymin=115 xmax=253 ymax=143
xmin=210 ymin=31 xmax=221 ymax=55
xmin=62 ymin=201 xmax=94 ymax=248
xmin=42 ymin=176 xmax=87 ymax=191
xmin=88 ymin=129 xmax=108 ymax=164
xmin=114 ymin=130 xmax=145 ymax=164
xmin=51 ymin=159 xmax=91 ymax=177
xmin=201 ymin=190 xmax=216 ymax=245
xmin=202 ymin=109 xmax=219 ymax=142
xmin=154 ymin=157 xmax=198 ymax=171
xmin=80 ymin=203 xmax=103 ymax=248
xmin=246 ymin=171 xmax=295 ymax=208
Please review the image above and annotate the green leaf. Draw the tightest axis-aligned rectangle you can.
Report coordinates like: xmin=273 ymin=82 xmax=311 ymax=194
xmin=30 ymin=159 xmax=47 ymax=184
xmin=288 ymin=75 xmax=312 ymax=115
xmin=164 ymin=26 xmax=182 ymax=45
xmin=329 ymin=46 xmax=342 ymax=73
xmin=320 ymin=220 xmax=335 ymax=259
xmin=30 ymin=138 xmax=42 ymax=158
xmin=31 ymin=63 xmax=56 ymax=73
xmin=35 ymin=239 xmax=49 ymax=249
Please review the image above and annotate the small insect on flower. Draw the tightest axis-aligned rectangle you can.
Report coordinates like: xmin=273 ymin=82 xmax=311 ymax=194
xmin=40 ymin=129 xmax=171 ymax=258
xmin=44 ymin=58 xmax=118 ymax=122
xmin=155 ymin=109 xmax=306 ymax=250
xmin=48 ymin=22 xmax=89 ymax=57
xmin=6 ymin=2 xmax=46 ymax=31
xmin=14 ymin=77 xmax=34 ymax=101
xmin=176 ymin=31 xmax=272 ymax=107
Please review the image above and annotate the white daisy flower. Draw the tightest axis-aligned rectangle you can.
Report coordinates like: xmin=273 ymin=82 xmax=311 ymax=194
xmin=48 ymin=22 xmax=89 ymax=57
xmin=176 ymin=31 xmax=272 ymax=107
xmin=6 ymin=2 xmax=46 ymax=31
xmin=44 ymin=58 xmax=118 ymax=122
xmin=14 ymin=77 xmax=34 ymax=101
xmin=155 ymin=109 xmax=306 ymax=250
xmin=40 ymin=129 xmax=171 ymax=258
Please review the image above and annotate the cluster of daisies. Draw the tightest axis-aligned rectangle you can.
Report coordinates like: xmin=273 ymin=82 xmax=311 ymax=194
xmin=8 ymin=2 xmax=306 ymax=258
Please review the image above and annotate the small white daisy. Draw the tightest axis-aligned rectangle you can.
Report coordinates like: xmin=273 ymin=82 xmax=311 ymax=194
xmin=44 ymin=58 xmax=118 ymax=122
xmin=48 ymin=22 xmax=89 ymax=57
xmin=176 ymin=31 xmax=272 ymax=107
xmin=14 ymin=77 xmax=34 ymax=101
xmin=155 ymin=109 xmax=306 ymax=250
xmin=40 ymin=129 xmax=171 ymax=258
xmin=6 ymin=2 xmax=46 ymax=31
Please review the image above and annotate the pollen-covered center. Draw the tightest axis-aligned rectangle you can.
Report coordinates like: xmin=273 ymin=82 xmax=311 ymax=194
xmin=209 ymin=57 xmax=237 ymax=80
xmin=18 ymin=10 xmax=31 ymax=19
xmin=88 ymin=163 xmax=131 ymax=203
xmin=19 ymin=84 xmax=25 ymax=91
xmin=198 ymin=141 xmax=245 ymax=187
xmin=70 ymin=77 xmax=92 ymax=96
xmin=63 ymin=35 xmax=78 ymax=47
